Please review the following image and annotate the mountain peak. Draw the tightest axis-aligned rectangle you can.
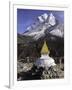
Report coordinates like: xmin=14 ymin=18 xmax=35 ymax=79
xmin=49 ymin=13 xmax=56 ymax=26
xmin=38 ymin=13 xmax=48 ymax=23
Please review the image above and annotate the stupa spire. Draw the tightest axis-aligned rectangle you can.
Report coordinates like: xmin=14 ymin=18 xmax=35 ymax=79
xmin=41 ymin=41 xmax=50 ymax=54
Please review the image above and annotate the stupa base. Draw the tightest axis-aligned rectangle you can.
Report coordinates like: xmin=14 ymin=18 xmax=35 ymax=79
xmin=34 ymin=55 xmax=56 ymax=69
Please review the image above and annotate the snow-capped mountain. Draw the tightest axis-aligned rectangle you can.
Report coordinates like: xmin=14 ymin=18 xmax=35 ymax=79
xmin=23 ymin=13 xmax=64 ymax=40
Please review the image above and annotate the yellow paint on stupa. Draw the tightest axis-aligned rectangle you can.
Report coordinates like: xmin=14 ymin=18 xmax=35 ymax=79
xmin=41 ymin=41 xmax=50 ymax=54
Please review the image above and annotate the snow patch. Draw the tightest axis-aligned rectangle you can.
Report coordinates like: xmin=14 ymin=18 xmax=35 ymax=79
xmin=50 ymin=29 xmax=64 ymax=37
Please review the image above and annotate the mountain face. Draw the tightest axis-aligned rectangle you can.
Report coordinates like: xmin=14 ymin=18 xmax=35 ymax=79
xmin=23 ymin=13 xmax=64 ymax=40
xmin=17 ymin=13 xmax=64 ymax=60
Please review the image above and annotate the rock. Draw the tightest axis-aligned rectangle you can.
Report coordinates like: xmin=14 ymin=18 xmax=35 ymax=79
xmin=31 ymin=64 xmax=64 ymax=79
xmin=41 ymin=66 xmax=59 ymax=79
xmin=17 ymin=63 xmax=64 ymax=80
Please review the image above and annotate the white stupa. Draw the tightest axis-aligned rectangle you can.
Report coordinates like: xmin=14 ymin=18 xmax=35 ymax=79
xmin=35 ymin=41 xmax=56 ymax=68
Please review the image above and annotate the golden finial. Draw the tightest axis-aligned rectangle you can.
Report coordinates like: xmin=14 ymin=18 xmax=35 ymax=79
xmin=41 ymin=41 xmax=50 ymax=54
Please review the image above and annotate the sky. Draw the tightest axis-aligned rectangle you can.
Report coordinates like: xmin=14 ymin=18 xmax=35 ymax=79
xmin=17 ymin=9 xmax=64 ymax=34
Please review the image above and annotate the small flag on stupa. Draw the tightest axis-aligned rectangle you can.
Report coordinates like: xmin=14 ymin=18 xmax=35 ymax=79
xmin=41 ymin=41 xmax=50 ymax=54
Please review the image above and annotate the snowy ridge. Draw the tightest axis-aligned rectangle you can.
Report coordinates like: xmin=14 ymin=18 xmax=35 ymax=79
xmin=50 ymin=24 xmax=64 ymax=37
xmin=50 ymin=29 xmax=64 ymax=37
xmin=23 ymin=13 xmax=64 ymax=40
